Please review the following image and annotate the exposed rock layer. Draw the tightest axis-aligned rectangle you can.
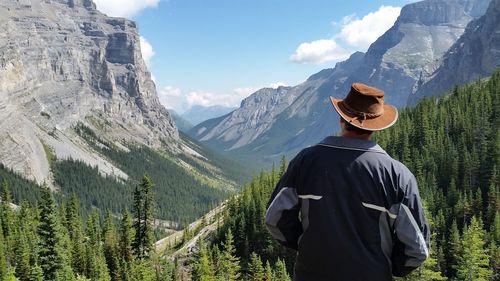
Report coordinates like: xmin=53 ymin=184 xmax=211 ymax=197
xmin=409 ymin=0 xmax=500 ymax=104
xmin=0 ymin=0 xmax=178 ymax=183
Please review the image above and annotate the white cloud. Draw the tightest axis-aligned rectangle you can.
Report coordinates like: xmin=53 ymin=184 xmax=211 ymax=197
xmin=158 ymin=82 xmax=288 ymax=113
xmin=290 ymin=39 xmax=350 ymax=64
xmin=140 ymin=36 xmax=155 ymax=67
xmin=233 ymin=82 xmax=286 ymax=98
xmin=331 ymin=14 xmax=356 ymax=26
xmin=186 ymin=90 xmax=249 ymax=108
xmin=93 ymin=0 xmax=160 ymax=18
xmin=158 ymin=86 xmax=184 ymax=111
xmin=269 ymin=81 xmax=288 ymax=88
xmin=290 ymin=6 xmax=401 ymax=64
xmin=339 ymin=6 xmax=401 ymax=49
xmin=233 ymin=87 xmax=261 ymax=98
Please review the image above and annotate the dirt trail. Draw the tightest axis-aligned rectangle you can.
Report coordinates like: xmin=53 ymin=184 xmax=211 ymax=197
xmin=155 ymin=202 xmax=226 ymax=257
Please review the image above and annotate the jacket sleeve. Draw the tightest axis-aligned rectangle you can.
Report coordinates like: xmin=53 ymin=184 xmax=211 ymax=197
xmin=264 ymin=155 xmax=303 ymax=250
xmin=392 ymin=174 xmax=430 ymax=277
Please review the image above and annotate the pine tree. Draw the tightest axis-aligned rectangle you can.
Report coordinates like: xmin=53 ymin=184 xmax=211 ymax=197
xmin=132 ymin=174 xmax=156 ymax=259
xmin=486 ymin=181 xmax=498 ymax=229
xmin=247 ymin=252 xmax=264 ymax=281
xmin=491 ymin=211 xmax=500 ymax=244
xmin=264 ymin=261 xmax=273 ymax=281
xmin=151 ymin=252 xmax=174 ymax=281
xmin=488 ymin=242 xmax=499 ymax=281
xmin=456 ymin=217 xmax=492 ymax=281
xmin=129 ymin=259 xmax=155 ymax=281
xmin=278 ymin=156 xmax=287 ymax=178
xmin=120 ymin=209 xmax=134 ymax=267
xmin=30 ymin=264 xmax=44 ymax=281
xmin=66 ymin=194 xmax=86 ymax=276
xmin=0 ymin=224 xmax=7 ymax=281
xmin=141 ymin=174 xmax=155 ymax=259
xmin=1 ymin=180 xmax=15 ymax=264
xmin=447 ymin=219 xmax=461 ymax=277
xmin=132 ymin=185 xmax=143 ymax=259
xmin=103 ymin=212 xmax=121 ymax=281
xmin=192 ymin=240 xmax=215 ymax=281
xmin=273 ymin=258 xmax=290 ymax=281
xmin=217 ymin=230 xmax=240 ymax=281
xmin=14 ymin=230 xmax=32 ymax=281
xmin=37 ymin=186 xmax=70 ymax=280
xmin=85 ymin=210 xmax=111 ymax=281
xmin=3 ymin=266 xmax=16 ymax=281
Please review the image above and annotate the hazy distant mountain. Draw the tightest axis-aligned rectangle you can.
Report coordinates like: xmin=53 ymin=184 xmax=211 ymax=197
xmin=189 ymin=0 xmax=490 ymax=166
xmin=169 ymin=110 xmax=193 ymax=132
xmin=181 ymin=105 xmax=237 ymax=126
xmin=409 ymin=0 xmax=500 ymax=104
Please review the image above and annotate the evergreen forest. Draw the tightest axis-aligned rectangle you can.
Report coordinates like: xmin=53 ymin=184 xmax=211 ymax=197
xmin=0 ymin=175 xmax=184 ymax=281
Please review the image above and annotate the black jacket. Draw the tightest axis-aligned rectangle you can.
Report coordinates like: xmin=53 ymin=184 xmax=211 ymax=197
xmin=265 ymin=136 xmax=430 ymax=281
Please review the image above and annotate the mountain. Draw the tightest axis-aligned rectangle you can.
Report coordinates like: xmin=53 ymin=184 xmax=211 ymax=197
xmin=347 ymin=0 xmax=491 ymax=108
xmin=0 ymin=0 xmax=243 ymax=223
xmin=409 ymin=0 xmax=500 ymax=104
xmin=181 ymin=105 xmax=237 ymax=127
xmin=189 ymin=0 xmax=489 ymax=166
xmin=169 ymin=109 xmax=193 ymax=132
xmin=189 ymin=86 xmax=297 ymax=150
xmin=0 ymin=0 xmax=179 ymax=183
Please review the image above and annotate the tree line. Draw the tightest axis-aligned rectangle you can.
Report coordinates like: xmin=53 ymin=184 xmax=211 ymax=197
xmin=0 ymin=175 xmax=183 ymax=281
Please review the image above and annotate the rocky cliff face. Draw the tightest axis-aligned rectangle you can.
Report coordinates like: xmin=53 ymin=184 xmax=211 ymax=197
xmin=189 ymin=0 xmax=490 ymax=166
xmin=0 ymin=0 xmax=178 ymax=183
xmin=191 ymin=86 xmax=297 ymax=151
xmin=346 ymin=0 xmax=490 ymax=108
xmin=409 ymin=0 xmax=500 ymax=104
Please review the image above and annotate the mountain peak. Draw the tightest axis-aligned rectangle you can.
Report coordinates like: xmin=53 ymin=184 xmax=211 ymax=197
xmin=397 ymin=0 xmax=490 ymax=26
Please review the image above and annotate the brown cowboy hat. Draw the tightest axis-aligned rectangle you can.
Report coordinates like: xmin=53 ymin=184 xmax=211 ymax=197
xmin=330 ymin=83 xmax=398 ymax=131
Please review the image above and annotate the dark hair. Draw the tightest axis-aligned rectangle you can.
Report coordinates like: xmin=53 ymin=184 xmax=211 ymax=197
xmin=341 ymin=118 xmax=373 ymax=134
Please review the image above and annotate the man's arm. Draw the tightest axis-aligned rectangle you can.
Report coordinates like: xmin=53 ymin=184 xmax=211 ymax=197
xmin=264 ymin=155 xmax=303 ymax=250
xmin=392 ymin=174 xmax=430 ymax=277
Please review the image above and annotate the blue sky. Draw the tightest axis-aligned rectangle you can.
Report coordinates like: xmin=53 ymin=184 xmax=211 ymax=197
xmin=93 ymin=0 xmax=416 ymax=113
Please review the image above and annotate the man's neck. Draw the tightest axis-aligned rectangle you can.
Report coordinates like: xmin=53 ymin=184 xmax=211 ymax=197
xmin=340 ymin=131 xmax=372 ymax=141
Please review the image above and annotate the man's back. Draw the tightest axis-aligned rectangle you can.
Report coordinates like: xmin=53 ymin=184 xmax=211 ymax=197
xmin=265 ymin=136 xmax=429 ymax=281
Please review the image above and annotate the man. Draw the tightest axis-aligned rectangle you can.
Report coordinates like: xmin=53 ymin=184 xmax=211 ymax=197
xmin=265 ymin=83 xmax=429 ymax=281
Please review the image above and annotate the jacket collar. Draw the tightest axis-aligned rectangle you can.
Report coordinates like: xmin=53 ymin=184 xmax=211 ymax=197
xmin=318 ymin=136 xmax=387 ymax=154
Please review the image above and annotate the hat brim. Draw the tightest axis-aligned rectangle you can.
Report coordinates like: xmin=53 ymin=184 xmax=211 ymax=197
xmin=330 ymin=97 xmax=398 ymax=131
